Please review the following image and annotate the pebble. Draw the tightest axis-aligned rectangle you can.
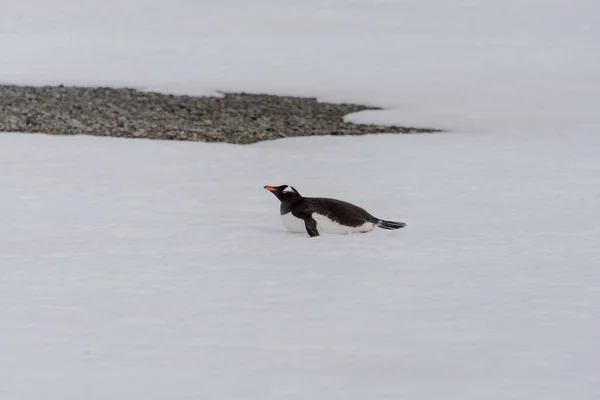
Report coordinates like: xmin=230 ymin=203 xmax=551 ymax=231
xmin=0 ymin=85 xmax=440 ymax=144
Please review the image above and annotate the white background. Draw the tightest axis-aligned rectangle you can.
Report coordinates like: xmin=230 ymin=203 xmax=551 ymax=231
xmin=1 ymin=1 xmax=599 ymax=399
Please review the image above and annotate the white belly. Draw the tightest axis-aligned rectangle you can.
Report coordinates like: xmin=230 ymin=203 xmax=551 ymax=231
xmin=280 ymin=212 xmax=375 ymax=235
xmin=281 ymin=212 xmax=307 ymax=233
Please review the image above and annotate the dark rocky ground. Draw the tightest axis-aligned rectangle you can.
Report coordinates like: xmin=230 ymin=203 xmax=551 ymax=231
xmin=0 ymin=84 xmax=441 ymax=144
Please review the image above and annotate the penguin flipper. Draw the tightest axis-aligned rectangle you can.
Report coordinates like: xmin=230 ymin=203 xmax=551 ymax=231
xmin=304 ymin=218 xmax=320 ymax=237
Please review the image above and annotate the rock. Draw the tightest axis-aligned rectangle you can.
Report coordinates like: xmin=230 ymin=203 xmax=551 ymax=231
xmin=0 ymin=84 xmax=441 ymax=144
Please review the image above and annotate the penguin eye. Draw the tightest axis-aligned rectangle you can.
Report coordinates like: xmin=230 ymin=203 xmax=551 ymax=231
xmin=282 ymin=186 xmax=295 ymax=194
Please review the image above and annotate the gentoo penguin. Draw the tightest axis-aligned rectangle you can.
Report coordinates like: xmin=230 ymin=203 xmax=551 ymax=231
xmin=264 ymin=185 xmax=406 ymax=237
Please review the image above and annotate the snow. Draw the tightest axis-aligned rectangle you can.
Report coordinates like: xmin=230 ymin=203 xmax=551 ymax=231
xmin=1 ymin=0 xmax=600 ymax=399
xmin=2 ymin=0 xmax=600 ymax=134
xmin=2 ymin=132 xmax=599 ymax=399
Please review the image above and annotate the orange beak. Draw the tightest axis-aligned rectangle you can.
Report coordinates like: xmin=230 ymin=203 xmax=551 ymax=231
xmin=264 ymin=186 xmax=277 ymax=192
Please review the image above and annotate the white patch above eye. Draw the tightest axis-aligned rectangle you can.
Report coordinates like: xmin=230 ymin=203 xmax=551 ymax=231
xmin=282 ymin=186 xmax=295 ymax=194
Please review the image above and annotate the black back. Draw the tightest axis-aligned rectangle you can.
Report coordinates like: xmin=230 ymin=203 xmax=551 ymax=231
xmin=298 ymin=197 xmax=378 ymax=226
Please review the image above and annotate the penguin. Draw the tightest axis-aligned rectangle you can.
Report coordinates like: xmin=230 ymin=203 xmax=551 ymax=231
xmin=264 ymin=185 xmax=406 ymax=237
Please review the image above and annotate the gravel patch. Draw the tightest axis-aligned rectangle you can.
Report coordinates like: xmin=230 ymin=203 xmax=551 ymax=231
xmin=0 ymin=84 xmax=441 ymax=144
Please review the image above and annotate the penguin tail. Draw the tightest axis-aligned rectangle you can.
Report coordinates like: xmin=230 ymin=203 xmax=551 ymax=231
xmin=376 ymin=219 xmax=407 ymax=230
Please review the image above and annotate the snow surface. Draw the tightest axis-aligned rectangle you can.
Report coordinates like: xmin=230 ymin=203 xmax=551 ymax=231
xmin=2 ymin=0 xmax=600 ymax=134
xmin=2 ymin=132 xmax=599 ymax=399
xmin=2 ymin=0 xmax=600 ymax=399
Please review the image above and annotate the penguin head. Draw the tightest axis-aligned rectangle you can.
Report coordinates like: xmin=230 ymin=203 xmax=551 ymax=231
xmin=264 ymin=185 xmax=302 ymax=202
